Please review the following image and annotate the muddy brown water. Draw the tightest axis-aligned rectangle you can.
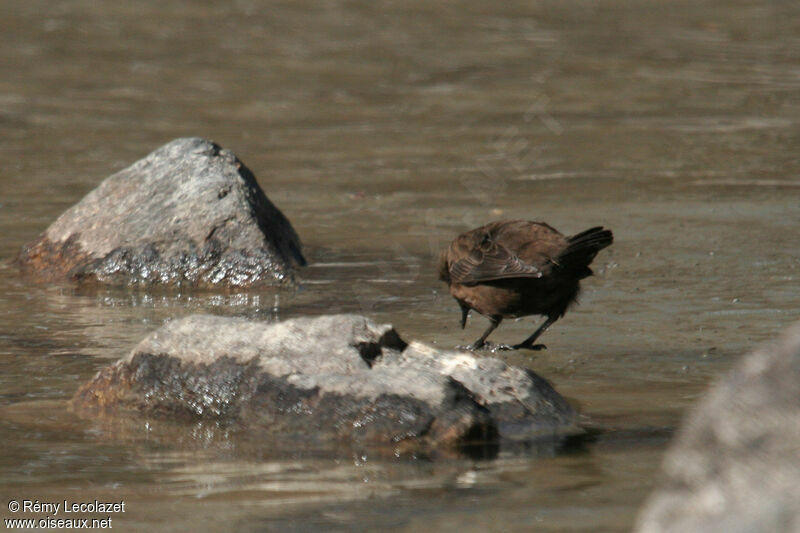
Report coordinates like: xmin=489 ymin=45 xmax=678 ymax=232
xmin=1 ymin=1 xmax=799 ymax=531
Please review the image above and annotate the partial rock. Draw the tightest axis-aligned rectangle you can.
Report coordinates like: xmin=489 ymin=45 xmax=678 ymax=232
xmin=376 ymin=342 xmax=579 ymax=440
xmin=635 ymin=322 xmax=800 ymax=533
xmin=71 ymin=314 xmax=579 ymax=453
xmin=16 ymin=137 xmax=305 ymax=287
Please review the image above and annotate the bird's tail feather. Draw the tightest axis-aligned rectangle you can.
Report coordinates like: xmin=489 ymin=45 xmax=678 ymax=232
xmin=557 ymin=227 xmax=613 ymax=274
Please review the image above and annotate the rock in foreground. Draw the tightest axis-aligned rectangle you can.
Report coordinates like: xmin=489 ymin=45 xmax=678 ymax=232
xmin=635 ymin=322 xmax=800 ymax=533
xmin=72 ymin=314 xmax=579 ymax=454
xmin=17 ymin=137 xmax=305 ymax=287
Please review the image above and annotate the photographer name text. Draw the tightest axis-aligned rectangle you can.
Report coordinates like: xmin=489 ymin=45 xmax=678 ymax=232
xmin=9 ymin=499 xmax=126 ymax=515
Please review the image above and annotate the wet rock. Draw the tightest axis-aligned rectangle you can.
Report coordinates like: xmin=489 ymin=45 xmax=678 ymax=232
xmin=375 ymin=342 xmax=579 ymax=440
xmin=72 ymin=314 xmax=579 ymax=453
xmin=634 ymin=322 xmax=800 ymax=533
xmin=16 ymin=137 xmax=305 ymax=287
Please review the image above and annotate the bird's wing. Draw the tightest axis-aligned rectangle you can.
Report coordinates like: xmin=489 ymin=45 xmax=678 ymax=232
xmin=448 ymin=237 xmax=543 ymax=285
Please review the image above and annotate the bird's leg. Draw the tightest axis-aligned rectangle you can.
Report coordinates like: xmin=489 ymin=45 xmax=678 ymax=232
xmin=467 ymin=317 xmax=502 ymax=350
xmin=514 ymin=316 xmax=557 ymax=350
xmin=459 ymin=303 xmax=470 ymax=329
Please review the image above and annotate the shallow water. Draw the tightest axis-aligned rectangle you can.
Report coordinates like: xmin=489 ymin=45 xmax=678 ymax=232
xmin=1 ymin=0 xmax=799 ymax=531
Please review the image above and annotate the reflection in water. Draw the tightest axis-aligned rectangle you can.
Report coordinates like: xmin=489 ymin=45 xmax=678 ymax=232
xmin=1 ymin=0 xmax=799 ymax=530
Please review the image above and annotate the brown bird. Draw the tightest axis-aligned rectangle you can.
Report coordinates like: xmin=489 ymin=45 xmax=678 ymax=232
xmin=438 ymin=220 xmax=613 ymax=350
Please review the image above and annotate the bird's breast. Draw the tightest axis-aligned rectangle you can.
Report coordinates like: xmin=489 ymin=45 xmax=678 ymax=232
xmin=450 ymin=276 xmax=579 ymax=319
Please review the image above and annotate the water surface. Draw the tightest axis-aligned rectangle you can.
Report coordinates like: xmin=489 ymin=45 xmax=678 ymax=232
xmin=1 ymin=1 xmax=799 ymax=531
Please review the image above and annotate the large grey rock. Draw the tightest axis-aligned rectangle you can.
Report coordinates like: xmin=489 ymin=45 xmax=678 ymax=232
xmin=635 ymin=322 xmax=800 ymax=533
xmin=16 ymin=137 xmax=305 ymax=287
xmin=71 ymin=314 xmax=579 ymax=453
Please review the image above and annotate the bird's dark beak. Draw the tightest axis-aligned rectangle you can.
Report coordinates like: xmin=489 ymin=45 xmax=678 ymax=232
xmin=460 ymin=305 xmax=469 ymax=329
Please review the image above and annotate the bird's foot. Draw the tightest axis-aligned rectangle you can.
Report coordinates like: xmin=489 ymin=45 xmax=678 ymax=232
xmin=459 ymin=341 xmax=515 ymax=352
xmin=491 ymin=342 xmax=518 ymax=352
xmin=512 ymin=342 xmax=547 ymax=351
xmin=457 ymin=342 xmax=484 ymax=351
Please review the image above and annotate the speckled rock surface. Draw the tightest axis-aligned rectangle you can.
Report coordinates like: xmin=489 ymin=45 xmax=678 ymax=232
xmin=17 ymin=137 xmax=305 ymax=287
xmin=72 ymin=314 xmax=579 ymax=453
xmin=635 ymin=322 xmax=800 ymax=533
xmin=376 ymin=342 xmax=579 ymax=440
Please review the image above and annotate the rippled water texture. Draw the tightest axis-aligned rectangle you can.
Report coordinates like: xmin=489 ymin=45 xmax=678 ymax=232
xmin=1 ymin=1 xmax=799 ymax=531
